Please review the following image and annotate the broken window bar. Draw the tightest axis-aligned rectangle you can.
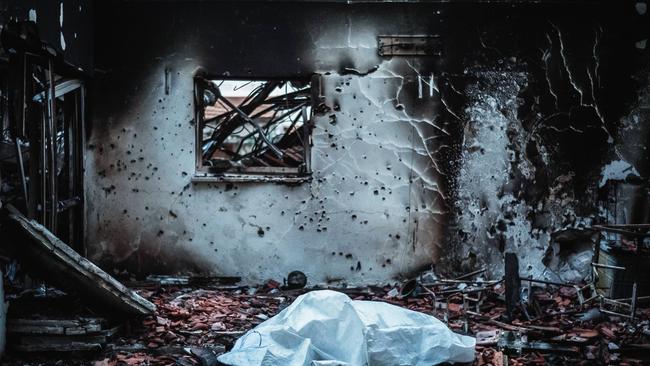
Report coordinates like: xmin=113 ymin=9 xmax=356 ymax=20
xmin=202 ymin=80 xmax=281 ymax=159
xmin=233 ymin=102 xmax=307 ymax=160
xmin=212 ymin=88 xmax=284 ymax=159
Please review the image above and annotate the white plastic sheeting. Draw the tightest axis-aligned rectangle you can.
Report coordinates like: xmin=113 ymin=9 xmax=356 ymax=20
xmin=217 ymin=290 xmax=476 ymax=366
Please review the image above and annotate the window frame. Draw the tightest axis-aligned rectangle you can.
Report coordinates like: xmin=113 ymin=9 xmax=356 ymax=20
xmin=192 ymin=75 xmax=316 ymax=183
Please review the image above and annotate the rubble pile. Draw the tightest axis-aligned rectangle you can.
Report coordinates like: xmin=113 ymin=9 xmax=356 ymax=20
xmin=100 ymin=278 xmax=649 ymax=366
xmin=133 ymin=288 xmax=283 ymax=347
xmin=2 ymin=275 xmax=649 ymax=365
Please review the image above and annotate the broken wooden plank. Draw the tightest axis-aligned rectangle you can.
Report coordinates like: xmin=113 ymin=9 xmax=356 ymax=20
xmin=8 ymin=318 xmax=104 ymax=335
xmin=11 ymin=334 xmax=106 ymax=352
xmin=5 ymin=210 xmax=155 ymax=316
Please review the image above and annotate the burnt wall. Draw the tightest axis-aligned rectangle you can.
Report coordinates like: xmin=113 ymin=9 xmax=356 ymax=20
xmin=89 ymin=1 xmax=650 ymax=284
xmin=0 ymin=0 xmax=93 ymax=72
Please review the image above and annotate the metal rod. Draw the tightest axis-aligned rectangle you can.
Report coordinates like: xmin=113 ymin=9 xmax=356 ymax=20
xmin=520 ymin=277 xmax=576 ymax=288
xmin=631 ymin=282 xmax=637 ymax=322
xmin=597 ymin=223 xmax=650 ymax=229
xmin=216 ymin=94 xmax=284 ymax=159
xmin=79 ymin=84 xmax=86 ymax=256
xmin=301 ymin=105 xmax=310 ymax=173
xmin=612 ymin=295 xmax=650 ymax=303
xmin=14 ymin=137 xmax=28 ymax=206
xmin=47 ymin=58 xmax=57 ymax=232
xmin=592 ymin=263 xmax=626 ymax=271
xmin=19 ymin=53 xmax=28 ymax=137
xmin=600 ymin=308 xmax=634 ymax=319
xmin=39 ymin=84 xmax=47 ymax=225
xmin=592 ymin=225 xmax=650 ymax=237
xmin=455 ymin=267 xmax=486 ymax=280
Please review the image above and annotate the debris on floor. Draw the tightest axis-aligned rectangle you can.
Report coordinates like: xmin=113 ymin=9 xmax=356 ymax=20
xmin=2 ymin=264 xmax=650 ymax=365
xmin=0 ymin=266 xmax=649 ymax=365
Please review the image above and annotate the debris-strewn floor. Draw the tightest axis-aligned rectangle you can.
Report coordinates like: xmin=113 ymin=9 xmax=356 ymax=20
xmin=4 ymin=280 xmax=650 ymax=365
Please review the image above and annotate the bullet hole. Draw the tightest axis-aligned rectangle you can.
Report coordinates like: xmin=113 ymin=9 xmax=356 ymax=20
xmin=345 ymin=254 xmax=353 ymax=259
xmin=339 ymin=252 xmax=343 ymax=256
xmin=373 ymin=190 xmax=379 ymax=195
xmin=351 ymin=214 xmax=357 ymax=220
xmin=169 ymin=210 xmax=178 ymax=218
xmin=157 ymin=230 xmax=164 ymax=237
xmin=386 ymin=259 xmax=392 ymax=264
xmin=356 ymin=261 xmax=361 ymax=271
xmin=331 ymin=252 xmax=336 ymax=255
xmin=257 ymin=227 xmax=265 ymax=237
xmin=298 ymin=225 xmax=304 ymax=231
xmin=395 ymin=234 xmax=401 ymax=239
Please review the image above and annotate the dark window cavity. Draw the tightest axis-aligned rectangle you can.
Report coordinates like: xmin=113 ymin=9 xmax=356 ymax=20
xmin=194 ymin=77 xmax=313 ymax=179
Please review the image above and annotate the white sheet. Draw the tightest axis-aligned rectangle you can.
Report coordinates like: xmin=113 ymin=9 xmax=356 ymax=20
xmin=217 ymin=290 xmax=475 ymax=366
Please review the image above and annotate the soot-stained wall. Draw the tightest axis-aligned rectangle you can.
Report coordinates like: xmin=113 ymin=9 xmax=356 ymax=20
xmin=88 ymin=1 xmax=650 ymax=285
xmin=0 ymin=0 xmax=93 ymax=73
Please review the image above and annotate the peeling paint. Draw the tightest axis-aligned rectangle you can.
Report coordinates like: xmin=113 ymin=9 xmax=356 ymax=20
xmin=599 ymin=160 xmax=641 ymax=188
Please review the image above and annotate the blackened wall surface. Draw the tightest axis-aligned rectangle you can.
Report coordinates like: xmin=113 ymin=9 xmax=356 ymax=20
xmin=0 ymin=0 xmax=93 ymax=72
xmin=89 ymin=1 xmax=650 ymax=284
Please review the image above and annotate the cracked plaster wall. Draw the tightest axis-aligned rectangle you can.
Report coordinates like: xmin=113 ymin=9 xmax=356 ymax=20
xmin=87 ymin=2 xmax=454 ymax=285
xmin=87 ymin=2 xmax=650 ymax=284
xmin=447 ymin=3 xmax=650 ymax=282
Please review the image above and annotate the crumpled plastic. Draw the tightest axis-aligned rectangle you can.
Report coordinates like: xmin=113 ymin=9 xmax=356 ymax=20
xmin=217 ymin=290 xmax=475 ymax=366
